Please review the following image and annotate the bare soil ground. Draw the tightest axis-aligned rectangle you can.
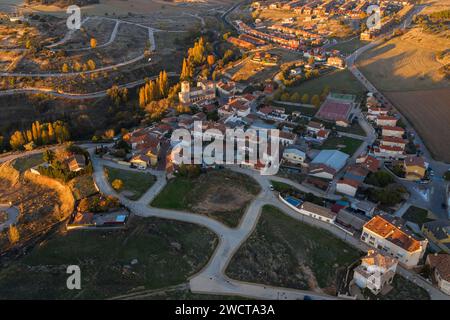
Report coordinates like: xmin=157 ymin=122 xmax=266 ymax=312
xmin=57 ymin=18 xmax=117 ymax=50
xmin=384 ymin=88 xmax=450 ymax=163
xmin=357 ymin=28 xmax=450 ymax=92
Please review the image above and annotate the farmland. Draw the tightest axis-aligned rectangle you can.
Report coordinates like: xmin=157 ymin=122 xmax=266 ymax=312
xmin=357 ymin=28 xmax=449 ymax=92
xmin=356 ymin=7 xmax=450 ymax=163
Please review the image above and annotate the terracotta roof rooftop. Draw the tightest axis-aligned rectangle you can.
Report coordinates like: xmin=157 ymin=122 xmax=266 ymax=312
xmin=364 ymin=214 xmax=422 ymax=253
xmin=404 ymin=156 xmax=426 ymax=169
xmin=362 ymin=250 xmax=397 ymax=269
xmin=382 ymin=126 xmax=405 ymax=132
xmin=337 ymin=178 xmax=360 ymax=188
xmin=427 ymin=254 xmax=450 ymax=282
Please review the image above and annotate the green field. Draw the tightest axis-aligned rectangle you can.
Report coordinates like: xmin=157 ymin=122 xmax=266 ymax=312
xmin=331 ymin=38 xmax=369 ymax=55
xmin=286 ymin=69 xmax=366 ymax=98
xmin=0 ymin=216 xmax=217 ymax=299
xmin=104 ymin=166 xmax=156 ymax=201
xmin=151 ymin=170 xmax=261 ymax=228
xmin=12 ymin=153 xmax=44 ymax=172
xmin=226 ymin=205 xmax=362 ymax=294
xmin=402 ymin=206 xmax=434 ymax=226
xmin=316 ymin=136 xmax=363 ymax=156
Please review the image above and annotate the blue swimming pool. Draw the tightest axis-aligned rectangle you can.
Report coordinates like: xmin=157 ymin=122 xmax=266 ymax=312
xmin=285 ymin=196 xmax=302 ymax=207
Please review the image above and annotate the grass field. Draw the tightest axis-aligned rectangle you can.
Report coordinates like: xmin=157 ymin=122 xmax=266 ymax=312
xmin=402 ymin=206 xmax=434 ymax=226
xmin=331 ymin=38 xmax=369 ymax=55
xmin=0 ymin=216 xmax=217 ymax=299
xmin=151 ymin=169 xmax=261 ymax=228
xmin=226 ymin=206 xmax=362 ymax=295
xmin=12 ymin=153 xmax=43 ymax=172
xmin=286 ymin=69 xmax=366 ymax=97
xmin=316 ymin=136 xmax=363 ymax=156
xmin=104 ymin=166 xmax=156 ymax=201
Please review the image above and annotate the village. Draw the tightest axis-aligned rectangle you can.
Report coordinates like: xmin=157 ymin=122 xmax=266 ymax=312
xmin=0 ymin=0 xmax=449 ymax=302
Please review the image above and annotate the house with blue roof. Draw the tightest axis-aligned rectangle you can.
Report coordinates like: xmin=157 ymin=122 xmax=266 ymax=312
xmin=308 ymin=149 xmax=349 ymax=180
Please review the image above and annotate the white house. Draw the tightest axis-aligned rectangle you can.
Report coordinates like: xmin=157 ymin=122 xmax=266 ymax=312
xmin=361 ymin=214 xmax=428 ymax=268
xmin=336 ymin=178 xmax=360 ymax=197
xmin=353 ymin=250 xmax=398 ymax=295
xmin=309 ymin=150 xmax=349 ymax=180
xmin=426 ymin=254 xmax=450 ymax=296
xmin=278 ymin=131 xmax=297 ymax=146
xmin=299 ymin=201 xmax=336 ymax=224
xmin=376 ymin=116 xmax=398 ymax=127
xmin=382 ymin=126 xmax=405 ymax=138
xmin=282 ymin=148 xmax=306 ymax=165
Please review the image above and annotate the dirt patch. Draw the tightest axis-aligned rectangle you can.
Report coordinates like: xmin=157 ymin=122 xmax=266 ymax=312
xmin=192 ymin=175 xmax=256 ymax=214
xmin=357 ymin=27 xmax=449 ymax=92
xmin=0 ymin=161 xmax=74 ymax=251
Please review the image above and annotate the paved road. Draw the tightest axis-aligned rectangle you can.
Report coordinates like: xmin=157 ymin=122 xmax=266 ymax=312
xmin=87 ymin=146 xmax=449 ymax=300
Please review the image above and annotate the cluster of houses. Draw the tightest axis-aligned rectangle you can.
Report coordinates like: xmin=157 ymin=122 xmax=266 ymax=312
xmin=364 ymin=92 xmax=428 ymax=181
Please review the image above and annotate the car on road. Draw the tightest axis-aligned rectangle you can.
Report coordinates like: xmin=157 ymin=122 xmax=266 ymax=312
xmin=269 ymin=184 xmax=274 ymax=191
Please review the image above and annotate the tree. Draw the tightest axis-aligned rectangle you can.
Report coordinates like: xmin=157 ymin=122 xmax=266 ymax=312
xmin=290 ymin=92 xmax=301 ymax=103
xmin=301 ymin=93 xmax=309 ymax=104
xmin=311 ymin=94 xmax=321 ymax=107
xmin=112 ymin=179 xmax=123 ymax=190
xmin=365 ymin=171 xmax=394 ymax=188
xmin=9 ymin=131 xmax=26 ymax=150
xmin=87 ymin=59 xmax=96 ymax=71
xmin=90 ymin=38 xmax=97 ymax=49
xmin=43 ymin=149 xmax=55 ymax=163
xmin=280 ymin=92 xmax=290 ymax=101
xmin=207 ymin=54 xmax=215 ymax=66
xmin=8 ymin=225 xmax=20 ymax=245
xmin=62 ymin=63 xmax=69 ymax=73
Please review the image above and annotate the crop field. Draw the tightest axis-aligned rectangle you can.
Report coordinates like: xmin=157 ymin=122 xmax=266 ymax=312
xmin=357 ymin=28 xmax=449 ymax=92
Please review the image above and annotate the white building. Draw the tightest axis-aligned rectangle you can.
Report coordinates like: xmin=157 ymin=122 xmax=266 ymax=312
xmin=282 ymin=148 xmax=306 ymax=165
xmin=178 ymin=81 xmax=216 ymax=106
xmin=361 ymin=214 xmax=428 ymax=268
xmin=336 ymin=179 xmax=360 ymax=197
xmin=382 ymin=126 xmax=405 ymax=138
xmin=309 ymin=149 xmax=349 ymax=180
xmin=353 ymin=250 xmax=398 ymax=295
xmin=376 ymin=116 xmax=398 ymax=127
xmin=299 ymin=201 xmax=336 ymax=224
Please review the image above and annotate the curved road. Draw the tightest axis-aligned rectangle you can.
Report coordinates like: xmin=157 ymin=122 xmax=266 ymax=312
xmin=88 ymin=147 xmax=449 ymax=300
